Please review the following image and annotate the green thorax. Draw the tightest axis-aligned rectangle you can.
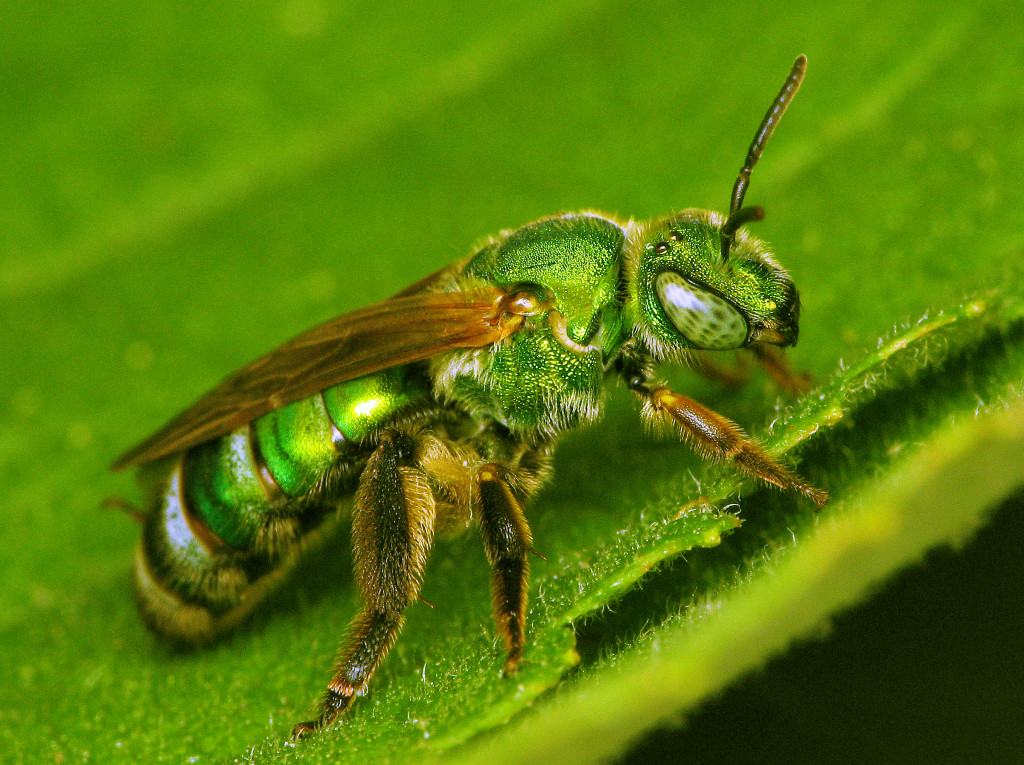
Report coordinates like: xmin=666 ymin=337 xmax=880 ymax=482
xmin=440 ymin=213 xmax=627 ymax=437
xmin=466 ymin=213 xmax=625 ymax=347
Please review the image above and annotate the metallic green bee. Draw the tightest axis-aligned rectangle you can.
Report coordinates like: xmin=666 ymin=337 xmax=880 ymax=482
xmin=112 ymin=56 xmax=825 ymax=738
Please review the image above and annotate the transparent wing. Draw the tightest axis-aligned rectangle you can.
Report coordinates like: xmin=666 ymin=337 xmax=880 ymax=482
xmin=111 ymin=287 xmax=516 ymax=469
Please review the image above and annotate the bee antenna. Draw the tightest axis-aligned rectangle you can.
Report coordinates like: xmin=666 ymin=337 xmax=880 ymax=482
xmin=721 ymin=54 xmax=807 ymax=263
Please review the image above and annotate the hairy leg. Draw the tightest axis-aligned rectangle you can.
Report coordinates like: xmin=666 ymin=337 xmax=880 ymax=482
xmin=628 ymin=376 xmax=827 ymax=507
xmin=477 ymin=464 xmax=533 ymax=673
xmin=293 ymin=429 xmax=437 ymax=738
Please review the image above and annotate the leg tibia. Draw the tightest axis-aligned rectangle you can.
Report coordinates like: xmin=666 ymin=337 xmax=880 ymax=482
xmin=292 ymin=609 xmax=405 ymax=738
xmin=477 ymin=464 xmax=532 ymax=673
xmin=293 ymin=430 xmax=436 ymax=738
xmin=649 ymin=386 xmax=827 ymax=507
xmin=750 ymin=344 xmax=813 ymax=394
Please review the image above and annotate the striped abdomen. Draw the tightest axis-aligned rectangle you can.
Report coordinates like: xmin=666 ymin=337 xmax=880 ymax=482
xmin=134 ymin=367 xmax=428 ymax=643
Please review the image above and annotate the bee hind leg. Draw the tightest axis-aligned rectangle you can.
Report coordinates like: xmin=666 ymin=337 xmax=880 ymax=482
xmin=101 ymin=495 xmax=147 ymax=522
xmin=292 ymin=429 xmax=437 ymax=739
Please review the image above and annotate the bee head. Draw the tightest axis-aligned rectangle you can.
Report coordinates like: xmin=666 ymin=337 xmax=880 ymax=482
xmin=625 ymin=211 xmax=799 ymax=358
xmin=623 ymin=55 xmax=807 ymax=360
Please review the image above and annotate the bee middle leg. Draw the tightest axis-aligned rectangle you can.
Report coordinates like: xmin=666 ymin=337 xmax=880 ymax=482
xmin=477 ymin=464 xmax=533 ymax=674
xmin=292 ymin=429 xmax=437 ymax=738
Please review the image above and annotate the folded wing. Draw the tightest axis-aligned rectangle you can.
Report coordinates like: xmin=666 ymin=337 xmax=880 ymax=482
xmin=111 ymin=287 xmax=517 ymax=469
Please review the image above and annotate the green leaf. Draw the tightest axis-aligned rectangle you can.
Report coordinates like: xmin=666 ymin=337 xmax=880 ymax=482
xmin=438 ymin=296 xmax=1024 ymax=765
xmin=2 ymin=1 xmax=1023 ymax=763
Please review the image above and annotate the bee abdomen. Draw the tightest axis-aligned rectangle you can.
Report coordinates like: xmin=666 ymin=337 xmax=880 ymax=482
xmin=134 ymin=370 xmax=431 ymax=644
xmin=135 ymin=393 xmax=343 ymax=643
xmin=134 ymin=457 xmax=252 ymax=643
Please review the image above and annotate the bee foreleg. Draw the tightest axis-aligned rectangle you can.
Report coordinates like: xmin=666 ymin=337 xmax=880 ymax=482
xmin=477 ymin=464 xmax=533 ymax=674
xmin=691 ymin=349 xmax=752 ymax=388
xmin=629 ymin=378 xmax=827 ymax=507
xmin=292 ymin=429 xmax=437 ymax=738
xmin=750 ymin=344 xmax=813 ymax=394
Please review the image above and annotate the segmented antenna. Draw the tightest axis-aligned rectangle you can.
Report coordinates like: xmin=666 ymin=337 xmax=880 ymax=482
xmin=720 ymin=55 xmax=807 ymax=262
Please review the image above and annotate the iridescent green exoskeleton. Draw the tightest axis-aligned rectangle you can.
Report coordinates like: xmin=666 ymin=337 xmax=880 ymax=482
xmin=112 ymin=56 xmax=825 ymax=738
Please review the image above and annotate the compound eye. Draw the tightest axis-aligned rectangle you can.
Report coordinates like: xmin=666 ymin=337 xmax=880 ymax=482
xmin=655 ymin=271 xmax=748 ymax=349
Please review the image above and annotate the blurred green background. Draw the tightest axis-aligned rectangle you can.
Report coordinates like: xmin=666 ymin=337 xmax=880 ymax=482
xmin=2 ymin=0 xmax=1023 ymax=762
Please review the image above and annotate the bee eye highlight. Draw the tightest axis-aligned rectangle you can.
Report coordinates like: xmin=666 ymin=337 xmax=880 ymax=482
xmin=655 ymin=271 xmax=748 ymax=350
xmin=653 ymin=241 xmax=671 ymax=254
